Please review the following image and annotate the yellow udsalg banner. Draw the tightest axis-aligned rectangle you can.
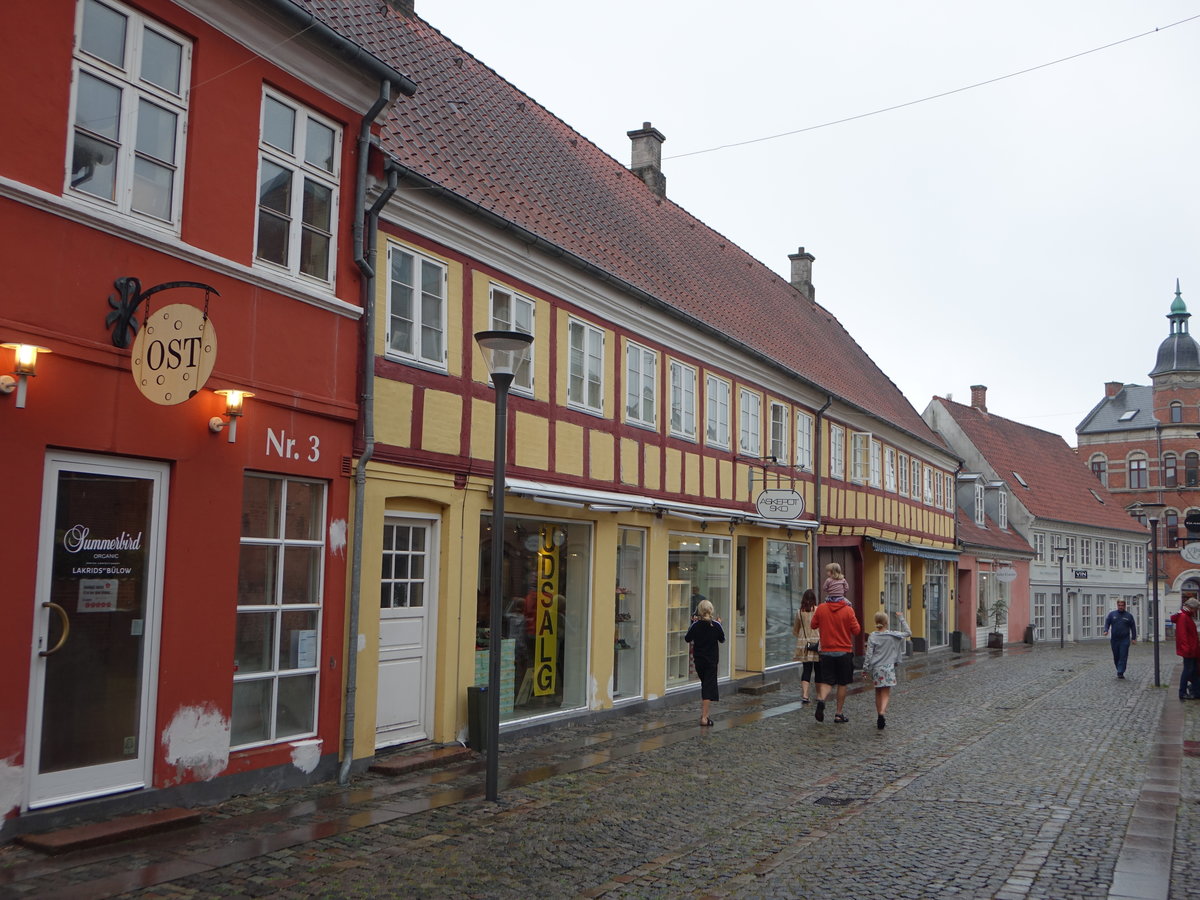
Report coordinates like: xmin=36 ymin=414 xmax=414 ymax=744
xmin=533 ymin=527 xmax=560 ymax=696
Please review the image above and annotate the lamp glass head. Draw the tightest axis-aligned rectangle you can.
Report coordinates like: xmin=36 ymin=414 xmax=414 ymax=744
xmin=475 ymin=330 xmax=533 ymax=377
xmin=2 ymin=343 xmax=50 ymax=376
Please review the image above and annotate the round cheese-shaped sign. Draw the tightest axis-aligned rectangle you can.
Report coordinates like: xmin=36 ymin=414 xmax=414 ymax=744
xmin=131 ymin=304 xmax=218 ymax=405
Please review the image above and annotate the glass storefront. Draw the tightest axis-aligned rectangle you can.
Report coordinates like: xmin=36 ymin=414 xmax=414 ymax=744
xmin=478 ymin=515 xmax=591 ymax=721
xmin=764 ymin=540 xmax=808 ymax=668
xmin=925 ymin=559 xmax=948 ymax=648
xmin=614 ymin=528 xmax=644 ymax=700
xmin=666 ymin=532 xmax=732 ymax=687
xmin=883 ymin=554 xmax=906 ymax=622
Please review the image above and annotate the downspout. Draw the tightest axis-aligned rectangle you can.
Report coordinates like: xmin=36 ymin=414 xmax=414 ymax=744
xmin=811 ymin=395 xmax=834 ymax=586
xmin=341 ymin=83 xmax=399 ymax=786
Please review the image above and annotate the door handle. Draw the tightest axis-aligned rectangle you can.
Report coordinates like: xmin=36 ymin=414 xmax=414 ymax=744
xmin=39 ymin=602 xmax=70 ymax=657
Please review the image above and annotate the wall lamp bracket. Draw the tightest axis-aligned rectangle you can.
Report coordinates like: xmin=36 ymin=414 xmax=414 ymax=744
xmin=0 ymin=342 xmax=51 ymax=408
xmin=208 ymin=389 xmax=254 ymax=443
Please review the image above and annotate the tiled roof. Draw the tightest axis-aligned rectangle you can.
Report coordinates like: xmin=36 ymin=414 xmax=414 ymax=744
xmin=932 ymin=397 xmax=1147 ymax=536
xmin=955 ymin=509 xmax=1034 ymax=556
xmin=1076 ymin=384 xmax=1156 ymax=435
xmin=299 ymin=0 xmax=940 ymax=446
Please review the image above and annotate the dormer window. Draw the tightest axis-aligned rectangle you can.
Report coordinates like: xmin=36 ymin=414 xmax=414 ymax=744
xmin=974 ymin=483 xmax=985 ymax=526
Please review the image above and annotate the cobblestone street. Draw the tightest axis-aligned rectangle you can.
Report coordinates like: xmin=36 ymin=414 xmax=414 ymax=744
xmin=2 ymin=641 xmax=1195 ymax=899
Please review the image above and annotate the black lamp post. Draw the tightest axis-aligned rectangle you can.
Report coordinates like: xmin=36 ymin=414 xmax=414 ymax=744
xmin=1053 ymin=545 xmax=1066 ymax=649
xmin=1148 ymin=513 xmax=1162 ymax=688
xmin=475 ymin=329 xmax=533 ymax=802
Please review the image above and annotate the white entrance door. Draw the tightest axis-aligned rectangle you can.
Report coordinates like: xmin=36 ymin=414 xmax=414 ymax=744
xmin=27 ymin=453 xmax=168 ymax=809
xmin=376 ymin=517 xmax=437 ymax=748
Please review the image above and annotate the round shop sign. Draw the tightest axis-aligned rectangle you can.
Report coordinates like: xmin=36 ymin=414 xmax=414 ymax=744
xmin=755 ymin=488 xmax=805 ymax=520
xmin=995 ymin=565 xmax=1018 ymax=584
xmin=130 ymin=303 xmax=218 ymax=405
xmin=1181 ymin=542 xmax=1200 ymax=565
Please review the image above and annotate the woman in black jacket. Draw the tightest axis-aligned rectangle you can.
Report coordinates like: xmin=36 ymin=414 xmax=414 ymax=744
xmin=685 ymin=599 xmax=725 ymax=726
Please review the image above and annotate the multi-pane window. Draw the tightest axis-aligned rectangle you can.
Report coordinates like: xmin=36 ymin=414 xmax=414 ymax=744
xmin=256 ymin=91 xmax=341 ymax=282
xmin=1128 ymin=455 xmax=1148 ymax=489
xmin=1121 ymin=543 xmax=1132 ymax=569
xmin=934 ymin=468 xmax=945 ymax=508
xmin=1033 ymin=532 xmax=1046 ymax=562
xmin=898 ymin=453 xmax=909 ymax=495
xmin=911 ymin=458 xmax=922 ymax=500
xmin=923 ymin=466 xmax=934 ymax=504
xmin=388 ymin=247 xmax=446 ymax=367
xmin=490 ymin=287 xmax=534 ymax=393
xmin=1065 ymin=536 xmax=1077 ymax=565
xmin=669 ymin=361 xmax=697 ymax=439
xmin=850 ymin=432 xmax=871 ymax=484
xmin=1081 ymin=538 xmax=1091 ymax=566
xmin=1166 ymin=511 xmax=1180 ymax=547
xmin=1172 ymin=401 xmax=1183 ymax=423
xmin=1134 ymin=544 xmax=1145 ymax=571
xmin=1164 ymin=454 xmax=1178 ymax=488
xmin=381 ymin=521 xmax=427 ymax=609
xmin=1109 ymin=541 xmax=1118 ymax=568
xmin=885 ymin=447 xmax=897 ymax=492
xmin=739 ymin=390 xmax=762 ymax=455
xmin=769 ymin=403 xmax=789 ymax=464
xmin=1081 ymin=594 xmax=1093 ymax=638
xmin=625 ymin=341 xmax=657 ymax=428
xmin=1094 ymin=540 xmax=1105 ymax=568
xmin=706 ymin=375 xmax=730 ymax=448
xmin=1033 ymin=592 xmax=1047 ymax=641
xmin=998 ymin=490 xmax=1007 ymax=528
xmin=69 ymin=0 xmax=191 ymax=225
xmin=568 ymin=319 xmax=604 ymax=412
xmin=795 ymin=412 xmax=814 ymax=470
xmin=870 ymin=440 xmax=883 ymax=489
xmin=830 ymin=425 xmax=845 ymax=480
xmin=234 ymin=474 xmax=326 ymax=747
xmin=1090 ymin=456 xmax=1107 ymax=486
xmin=1187 ymin=452 xmax=1200 ymax=487
xmin=974 ymin=484 xmax=986 ymax=525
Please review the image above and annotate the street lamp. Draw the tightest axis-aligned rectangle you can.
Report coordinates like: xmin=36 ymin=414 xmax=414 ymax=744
xmin=475 ymin=329 xmax=533 ymax=802
xmin=1052 ymin=544 xmax=1066 ymax=649
xmin=1135 ymin=502 xmax=1166 ymax=688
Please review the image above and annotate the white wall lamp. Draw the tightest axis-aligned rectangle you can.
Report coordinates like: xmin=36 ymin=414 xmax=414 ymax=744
xmin=208 ymin=389 xmax=254 ymax=443
xmin=0 ymin=343 xmax=51 ymax=409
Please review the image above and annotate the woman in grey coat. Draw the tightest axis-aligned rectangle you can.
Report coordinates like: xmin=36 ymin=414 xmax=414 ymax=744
xmin=862 ymin=610 xmax=911 ymax=730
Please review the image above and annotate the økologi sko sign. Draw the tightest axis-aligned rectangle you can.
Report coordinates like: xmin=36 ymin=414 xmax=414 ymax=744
xmin=130 ymin=303 xmax=217 ymax=405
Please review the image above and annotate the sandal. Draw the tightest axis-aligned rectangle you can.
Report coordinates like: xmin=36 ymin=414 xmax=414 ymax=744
xmin=700 ymin=717 xmax=715 ymax=726
xmin=834 ymin=714 xmax=849 ymax=724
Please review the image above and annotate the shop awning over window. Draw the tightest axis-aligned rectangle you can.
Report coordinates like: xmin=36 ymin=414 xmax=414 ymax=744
xmin=869 ymin=537 xmax=959 ymax=562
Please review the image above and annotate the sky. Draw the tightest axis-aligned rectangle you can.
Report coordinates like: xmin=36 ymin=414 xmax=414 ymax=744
xmin=419 ymin=1 xmax=1200 ymax=447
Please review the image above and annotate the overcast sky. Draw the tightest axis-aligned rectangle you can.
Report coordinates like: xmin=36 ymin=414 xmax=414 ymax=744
xmin=419 ymin=1 xmax=1200 ymax=446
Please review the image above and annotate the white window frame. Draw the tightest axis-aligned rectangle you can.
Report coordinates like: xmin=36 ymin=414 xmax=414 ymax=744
xmin=625 ymin=340 xmax=657 ymax=429
xmin=233 ymin=473 xmax=326 ymax=749
xmin=998 ymin=490 xmax=1008 ymax=529
xmin=1121 ymin=542 xmax=1132 ymax=570
xmin=830 ymin=425 xmax=845 ymax=480
xmin=935 ymin=468 xmax=945 ymax=508
xmin=923 ymin=465 xmax=934 ymax=505
xmin=1034 ymin=532 xmax=1046 ymax=563
xmin=68 ymin=0 xmax=191 ymax=227
xmin=1080 ymin=537 xmax=1091 ymax=567
xmin=911 ymin=458 xmax=922 ymax=500
xmin=1109 ymin=541 xmax=1118 ymax=568
xmin=706 ymin=375 xmax=731 ymax=449
xmin=1094 ymin=539 xmax=1105 ymax=568
xmin=795 ymin=411 xmax=814 ymax=470
xmin=1066 ymin=536 xmax=1077 ymax=566
xmin=850 ymin=431 xmax=871 ymax=484
xmin=668 ymin=360 xmax=697 ymax=440
xmin=490 ymin=286 xmax=534 ymax=394
xmin=944 ymin=474 xmax=955 ymax=511
xmin=255 ymin=88 xmax=342 ymax=284
xmin=769 ymin=402 xmax=789 ymax=465
xmin=974 ymin=484 xmax=986 ymax=526
xmin=568 ymin=319 xmax=605 ymax=413
xmin=869 ymin=439 xmax=882 ymax=489
xmin=739 ymin=389 xmax=762 ymax=456
xmin=898 ymin=452 xmax=909 ymax=495
xmin=884 ymin=447 xmax=897 ymax=492
xmin=386 ymin=245 xmax=447 ymax=369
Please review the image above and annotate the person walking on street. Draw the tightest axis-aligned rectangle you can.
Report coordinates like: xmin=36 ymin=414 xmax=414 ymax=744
xmin=685 ymin=599 xmax=725 ymax=726
xmin=1170 ymin=597 xmax=1200 ymax=700
xmin=810 ymin=592 xmax=862 ymax=724
xmin=792 ymin=590 xmax=821 ymax=704
xmin=1103 ymin=599 xmax=1138 ymax=679
xmin=862 ymin=610 xmax=911 ymax=729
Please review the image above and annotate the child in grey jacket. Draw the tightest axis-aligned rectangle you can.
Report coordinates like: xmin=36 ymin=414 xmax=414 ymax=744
xmin=862 ymin=611 xmax=911 ymax=730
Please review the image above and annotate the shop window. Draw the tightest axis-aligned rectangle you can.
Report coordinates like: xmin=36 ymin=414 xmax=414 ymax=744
xmin=614 ymin=529 xmax=645 ymax=701
xmin=233 ymin=474 xmax=326 ymax=748
xmin=925 ymin=560 xmax=948 ymax=648
xmin=255 ymin=90 xmax=341 ymax=283
xmin=764 ymin=540 xmax=808 ymax=668
xmin=477 ymin=516 xmax=590 ymax=721
xmin=667 ymin=533 xmax=732 ymax=687
xmin=69 ymin=0 xmax=191 ymax=225
xmin=884 ymin=554 xmax=906 ymax=622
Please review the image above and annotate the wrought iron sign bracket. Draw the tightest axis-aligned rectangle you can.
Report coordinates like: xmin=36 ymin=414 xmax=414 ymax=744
xmin=106 ymin=277 xmax=220 ymax=349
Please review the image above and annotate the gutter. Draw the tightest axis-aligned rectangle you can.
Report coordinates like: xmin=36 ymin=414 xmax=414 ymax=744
xmin=259 ymin=0 xmax=417 ymax=98
xmin=340 ymin=84 xmax=402 ymax=787
xmin=385 ymin=162 xmax=946 ymax=457
xmin=811 ymin=395 xmax=834 ymax=581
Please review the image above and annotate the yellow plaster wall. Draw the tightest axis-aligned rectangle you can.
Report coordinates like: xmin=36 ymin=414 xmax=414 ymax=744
xmin=589 ymin=518 xmax=619 ymax=707
xmin=470 ymin=397 xmax=494 ymax=461
xmin=664 ymin=447 xmax=681 ymax=493
xmin=556 ymin=421 xmax=584 ymax=476
xmin=742 ymin=538 xmax=766 ymax=672
xmin=515 ymin=412 xmax=549 ymax=470
xmin=719 ymin=459 xmax=734 ymax=501
xmin=422 ymin=391 xmax=462 ymax=456
xmin=590 ymin=429 xmax=615 ymax=482
xmin=621 ymin=438 xmax=640 ymax=485
xmin=684 ymin=451 xmax=700 ymax=496
xmin=644 ymin=446 xmax=661 ymax=491
xmin=375 ymin=380 xmax=414 ymax=447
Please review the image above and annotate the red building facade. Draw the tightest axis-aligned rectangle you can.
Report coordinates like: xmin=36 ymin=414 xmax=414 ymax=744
xmin=0 ymin=0 xmax=412 ymax=837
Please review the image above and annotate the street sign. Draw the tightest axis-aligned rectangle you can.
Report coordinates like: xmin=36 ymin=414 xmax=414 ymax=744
xmin=755 ymin=489 xmax=804 ymax=520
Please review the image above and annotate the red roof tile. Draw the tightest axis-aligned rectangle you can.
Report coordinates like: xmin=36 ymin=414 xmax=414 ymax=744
xmin=956 ymin=509 xmax=1034 ymax=556
xmin=301 ymin=1 xmax=941 ymax=446
xmin=932 ymin=397 xmax=1147 ymax=536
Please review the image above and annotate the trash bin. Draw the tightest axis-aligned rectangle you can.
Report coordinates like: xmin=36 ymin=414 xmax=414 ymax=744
xmin=1024 ymin=624 xmax=1035 ymax=644
xmin=949 ymin=631 xmax=963 ymax=653
xmin=467 ymin=685 xmax=488 ymax=752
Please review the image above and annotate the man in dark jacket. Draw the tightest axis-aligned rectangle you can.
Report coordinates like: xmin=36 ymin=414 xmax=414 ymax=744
xmin=1170 ymin=597 xmax=1200 ymax=700
xmin=1102 ymin=599 xmax=1137 ymax=679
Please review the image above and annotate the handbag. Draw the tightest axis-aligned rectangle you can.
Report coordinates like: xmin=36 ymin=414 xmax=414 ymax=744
xmin=806 ymin=640 xmax=819 ymax=653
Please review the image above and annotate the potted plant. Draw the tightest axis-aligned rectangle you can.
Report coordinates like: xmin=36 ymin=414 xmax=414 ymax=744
xmin=986 ymin=598 xmax=1008 ymax=650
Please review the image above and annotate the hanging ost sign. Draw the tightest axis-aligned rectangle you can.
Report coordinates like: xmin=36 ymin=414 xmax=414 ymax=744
xmin=130 ymin=303 xmax=217 ymax=405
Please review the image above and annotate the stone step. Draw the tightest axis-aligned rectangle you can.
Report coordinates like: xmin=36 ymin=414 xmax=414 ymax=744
xmin=737 ymin=680 xmax=782 ymax=696
xmin=18 ymin=807 xmax=202 ymax=855
xmin=369 ymin=744 xmax=474 ymax=776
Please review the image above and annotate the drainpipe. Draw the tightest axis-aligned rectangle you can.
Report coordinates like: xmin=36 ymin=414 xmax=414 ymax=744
xmin=340 ymin=84 xmax=400 ymax=786
xmin=811 ymin=396 xmax=833 ymax=584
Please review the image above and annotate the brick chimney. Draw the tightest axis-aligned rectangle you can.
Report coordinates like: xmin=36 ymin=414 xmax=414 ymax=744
xmin=788 ymin=247 xmax=816 ymax=302
xmin=1105 ymin=381 xmax=1124 ymax=397
xmin=628 ymin=122 xmax=666 ymax=198
xmin=383 ymin=0 xmax=415 ymax=15
xmin=970 ymin=385 xmax=987 ymax=411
